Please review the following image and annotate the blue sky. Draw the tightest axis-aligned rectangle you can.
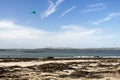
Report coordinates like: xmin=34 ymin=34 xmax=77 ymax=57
xmin=0 ymin=0 xmax=120 ymax=48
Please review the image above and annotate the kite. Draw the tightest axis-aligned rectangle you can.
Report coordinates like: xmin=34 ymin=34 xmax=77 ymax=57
xmin=30 ymin=10 xmax=37 ymax=15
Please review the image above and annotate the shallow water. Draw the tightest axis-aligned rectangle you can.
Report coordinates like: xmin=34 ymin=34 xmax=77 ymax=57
xmin=0 ymin=50 xmax=120 ymax=58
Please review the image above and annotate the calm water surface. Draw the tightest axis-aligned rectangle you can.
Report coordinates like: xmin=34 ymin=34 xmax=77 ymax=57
xmin=0 ymin=50 xmax=120 ymax=58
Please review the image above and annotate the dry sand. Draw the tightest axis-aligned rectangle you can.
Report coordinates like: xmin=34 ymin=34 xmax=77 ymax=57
xmin=0 ymin=58 xmax=120 ymax=80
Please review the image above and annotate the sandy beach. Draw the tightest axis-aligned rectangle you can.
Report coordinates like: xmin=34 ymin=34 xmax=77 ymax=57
xmin=0 ymin=58 xmax=120 ymax=80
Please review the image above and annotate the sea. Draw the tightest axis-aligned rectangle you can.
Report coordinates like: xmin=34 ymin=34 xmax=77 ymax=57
xmin=0 ymin=49 xmax=120 ymax=58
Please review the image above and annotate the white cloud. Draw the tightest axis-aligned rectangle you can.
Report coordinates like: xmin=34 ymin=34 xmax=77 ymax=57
xmin=61 ymin=6 xmax=76 ymax=16
xmin=41 ymin=0 xmax=64 ymax=19
xmin=0 ymin=20 xmax=46 ymax=39
xmin=92 ymin=12 xmax=120 ymax=25
xmin=0 ymin=20 xmax=118 ymax=48
xmin=83 ymin=3 xmax=106 ymax=13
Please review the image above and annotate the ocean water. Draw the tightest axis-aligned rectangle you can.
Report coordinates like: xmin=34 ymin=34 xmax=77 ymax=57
xmin=0 ymin=50 xmax=120 ymax=58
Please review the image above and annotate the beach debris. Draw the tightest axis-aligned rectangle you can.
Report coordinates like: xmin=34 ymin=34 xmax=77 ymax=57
xmin=69 ymin=70 xmax=103 ymax=78
xmin=44 ymin=56 xmax=55 ymax=60
xmin=59 ymin=74 xmax=68 ymax=78
xmin=37 ymin=63 xmax=71 ymax=72
xmin=0 ymin=67 xmax=8 ymax=74
xmin=97 ymin=63 xmax=114 ymax=67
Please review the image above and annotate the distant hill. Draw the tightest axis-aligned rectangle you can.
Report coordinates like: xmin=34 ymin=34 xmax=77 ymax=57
xmin=0 ymin=48 xmax=120 ymax=52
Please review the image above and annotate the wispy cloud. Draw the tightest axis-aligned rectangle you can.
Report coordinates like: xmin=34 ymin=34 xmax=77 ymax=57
xmin=92 ymin=12 xmax=120 ymax=25
xmin=83 ymin=3 xmax=106 ymax=13
xmin=88 ymin=3 xmax=105 ymax=8
xmin=61 ymin=6 xmax=76 ymax=16
xmin=41 ymin=0 xmax=64 ymax=19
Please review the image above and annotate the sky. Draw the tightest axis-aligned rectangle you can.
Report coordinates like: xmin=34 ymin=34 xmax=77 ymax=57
xmin=0 ymin=0 xmax=120 ymax=48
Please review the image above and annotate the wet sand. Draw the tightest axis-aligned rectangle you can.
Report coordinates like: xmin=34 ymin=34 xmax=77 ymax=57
xmin=0 ymin=58 xmax=120 ymax=80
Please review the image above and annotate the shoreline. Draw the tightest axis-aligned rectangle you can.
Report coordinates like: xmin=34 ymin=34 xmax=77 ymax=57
xmin=1 ymin=55 xmax=120 ymax=59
